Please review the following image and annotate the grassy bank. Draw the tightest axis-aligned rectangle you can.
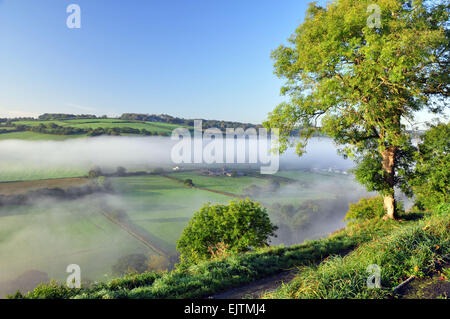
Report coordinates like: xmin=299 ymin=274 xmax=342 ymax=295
xmin=263 ymin=206 xmax=449 ymax=299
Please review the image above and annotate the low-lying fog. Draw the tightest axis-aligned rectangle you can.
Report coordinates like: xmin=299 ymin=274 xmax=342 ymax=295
xmin=0 ymin=136 xmax=352 ymax=174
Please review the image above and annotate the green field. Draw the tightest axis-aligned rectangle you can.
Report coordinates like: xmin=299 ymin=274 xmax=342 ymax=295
xmin=0 ymin=197 xmax=150 ymax=285
xmin=2 ymin=118 xmax=190 ymax=138
xmin=167 ymin=171 xmax=269 ymax=194
xmin=0 ymin=164 xmax=87 ymax=182
xmin=110 ymin=175 xmax=234 ymax=249
xmin=0 ymin=131 xmax=83 ymax=141
xmin=167 ymin=170 xmax=357 ymax=206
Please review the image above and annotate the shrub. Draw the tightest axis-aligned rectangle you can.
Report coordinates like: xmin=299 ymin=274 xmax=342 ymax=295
xmin=147 ymin=255 xmax=170 ymax=272
xmin=176 ymin=199 xmax=278 ymax=264
xmin=116 ymin=166 xmax=126 ymax=176
xmin=183 ymin=178 xmax=194 ymax=187
xmin=112 ymin=254 xmax=149 ymax=275
xmin=412 ymin=123 xmax=449 ymax=211
xmin=88 ymin=167 xmax=102 ymax=178
xmin=344 ymin=196 xmax=386 ymax=223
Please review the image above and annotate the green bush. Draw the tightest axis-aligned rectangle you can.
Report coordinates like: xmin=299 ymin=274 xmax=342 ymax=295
xmin=344 ymin=196 xmax=404 ymax=223
xmin=112 ymin=254 xmax=149 ymax=275
xmin=344 ymin=196 xmax=386 ymax=223
xmin=11 ymin=280 xmax=82 ymax=299
xmin=183 ymin=178 xmax=194 ymax=187
xmin=176 ymin=199 xmax=278 ymax=264
xmin=412 ymin=123 xmax=449 ymax=211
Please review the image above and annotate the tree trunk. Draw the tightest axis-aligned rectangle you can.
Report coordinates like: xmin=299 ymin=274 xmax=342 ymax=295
xmin=381 ymin=146 xmax=397 ymax=220
xmin=383 ymin=194 xmax=396 ymax=220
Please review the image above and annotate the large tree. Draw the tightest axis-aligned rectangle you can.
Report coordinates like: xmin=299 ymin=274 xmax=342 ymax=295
xmin=265 ymin=0 xmax=449 ymax=219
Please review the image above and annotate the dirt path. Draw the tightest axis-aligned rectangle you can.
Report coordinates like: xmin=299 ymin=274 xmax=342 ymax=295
xmin=210 ymin=269 xmax=298 ymax=299
xmin=209 ymin=248 xmax=354 ymax=299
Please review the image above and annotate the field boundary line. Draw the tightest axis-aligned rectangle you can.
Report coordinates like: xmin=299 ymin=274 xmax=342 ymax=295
xmin=162 ymin=174 xmax=244 ymax=199
xmin=99 ymin=208 xmax=169 ymax=257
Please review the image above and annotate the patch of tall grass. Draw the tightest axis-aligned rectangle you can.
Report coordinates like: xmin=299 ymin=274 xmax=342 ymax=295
xmin=263 ymin=209 xmax=449 ymax=299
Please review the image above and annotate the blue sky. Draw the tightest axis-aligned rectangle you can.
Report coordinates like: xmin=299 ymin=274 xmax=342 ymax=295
xmin=0 ymin=0 xmax=327 ymax=123
xmin=0 ymin=0 xmax=446 ymax=125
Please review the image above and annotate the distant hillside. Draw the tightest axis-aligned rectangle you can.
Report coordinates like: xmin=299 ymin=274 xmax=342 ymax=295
xmin=0 ymin=113 xmax=263 ymax=140
xmin=29 ymin=113 xmax=261 ymax=130
xmin=119 ymin=113 xmax=261 ymax=130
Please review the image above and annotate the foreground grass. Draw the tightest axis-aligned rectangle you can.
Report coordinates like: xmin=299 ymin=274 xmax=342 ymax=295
xmin=263 ymin=207 xmax=449 ymax=299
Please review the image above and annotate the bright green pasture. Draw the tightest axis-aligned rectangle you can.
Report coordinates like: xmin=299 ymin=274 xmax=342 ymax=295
xmin=13 ymin=119 xmax=189 ymax=135
xmin=0 ymin=131 xmax=83 ymax=141
xmin=0 ymin=164 xmax=87 ymax=182
xmin=167 ymin=171 xmax=269 ymax=194
xmin=168 ymin=170 xmax=344 ymax=207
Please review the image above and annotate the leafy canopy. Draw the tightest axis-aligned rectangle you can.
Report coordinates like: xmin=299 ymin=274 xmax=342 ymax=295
xmin=176 ymin=199 xmax=278 ymax=264
xmin=265 ymin=0 xmax=449 ymax=197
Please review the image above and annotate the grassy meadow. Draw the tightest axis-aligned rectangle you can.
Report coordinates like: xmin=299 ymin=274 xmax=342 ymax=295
xmin=0 ymin=131 xmax=81 ymax=141
xmin=0 ymin=119 xmax=189 ymax=140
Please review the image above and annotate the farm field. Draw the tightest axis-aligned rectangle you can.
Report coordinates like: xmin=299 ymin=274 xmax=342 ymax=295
xmin=109 ymin=175 xmax=233 ymax=250
xmin=167 ymin=170 xmax=356 ymax=207
xmin=0 ymin=131 xmax=83 ymax=141
xmin=0 ymin=196 xmax=151 ymax=289
xmin=11 ymin=118 xmax=189 ymax=135
xmin=167 ymin=171 xmax=269 ymax=194
xmin=0 ymin=177 xmax=90 ymax=195
xmin=0 ymin=163 xmax=87 ymax=182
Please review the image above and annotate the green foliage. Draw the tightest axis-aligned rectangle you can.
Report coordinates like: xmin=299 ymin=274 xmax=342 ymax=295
xmin=112 ymin=254 xmax=149 ymax=275
xmin=11 ymin=280 xmax=82 ymax=299
xmin=176 ymin=199 xmax=278 ymax=264
xmin=351 ymin=139 xmax=416 ymax=197
xmin=88 ymin=167 xmax=102 ymax=178
xmin=412 ymin=123 xmax=450 ymax=211
xmin=264 ymin=0 xmax=449 ymax=214
xmin=433 ymin=202 xmax=450 ymax=215
xmin=183 ymin=178 xmax=194 ymax=187
xmin=344 ymin=196 xmax=402 ymax=223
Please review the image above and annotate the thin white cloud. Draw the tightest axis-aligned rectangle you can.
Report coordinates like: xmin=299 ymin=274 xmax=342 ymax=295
xmin=65 ymin=103 xmax=97 ymax=112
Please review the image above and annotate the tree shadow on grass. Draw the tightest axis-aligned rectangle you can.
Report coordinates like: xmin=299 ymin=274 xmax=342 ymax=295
xmin=398 ymin=211 xmax=425 ymax=221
